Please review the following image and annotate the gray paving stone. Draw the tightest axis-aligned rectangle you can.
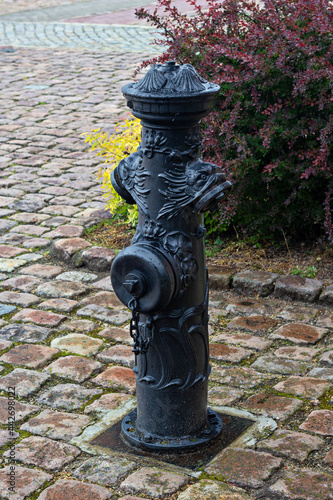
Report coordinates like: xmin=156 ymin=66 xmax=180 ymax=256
xmin=36 ymin=280 xmax=88 ymax=299
xmin=274 ymin=275 xmax=323 ymax=302
xmin=233 ymin=270 xmax=279 ymax=297
xmin=50 ymin=333 xmax=103 ymax=356
xmin=73 ymin=456 xmax=137 ymax=486
xmin=20 ymin=409 xmax=90 ymax=441
xmin=251 ymin=356 xmax=308 ymax=375
xmin=0 ymin=368 xmax=50 ymax=397
xmin=37 ymin=383 xmax=102 ymax=410
xmin=0 ymin=323 xmax=51 ymax=342
xmin=77 ymin=304 xmax=131 ymax=325
xmin=0 ymin=466 xmax=52 ymax=500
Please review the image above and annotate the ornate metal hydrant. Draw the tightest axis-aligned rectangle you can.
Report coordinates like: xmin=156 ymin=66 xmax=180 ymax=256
xmin=111 ymin=61 xmax=232 ymax=453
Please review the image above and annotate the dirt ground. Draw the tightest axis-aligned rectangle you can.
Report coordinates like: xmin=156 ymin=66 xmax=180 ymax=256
xmin=84 ymin=220 xmax=333 ymax=286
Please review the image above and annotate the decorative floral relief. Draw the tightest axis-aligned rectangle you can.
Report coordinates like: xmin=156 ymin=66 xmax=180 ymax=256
xmin=141 ymin=129 xmax=168 ymax=158
xmin=163 ymin=231 xmax=198 ymax=291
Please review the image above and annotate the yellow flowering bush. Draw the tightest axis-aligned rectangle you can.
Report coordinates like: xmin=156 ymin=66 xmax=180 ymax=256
xmin=84 ymin=118 xmax=141 ymax=227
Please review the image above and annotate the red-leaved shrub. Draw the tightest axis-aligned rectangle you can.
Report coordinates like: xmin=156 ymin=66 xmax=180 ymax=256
xmin=136 ymin=0 xmax=333 ymax=242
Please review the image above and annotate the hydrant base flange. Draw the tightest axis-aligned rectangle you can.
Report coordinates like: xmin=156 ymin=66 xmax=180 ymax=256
xmin=121 ymin=407 xmax=223 ymax=453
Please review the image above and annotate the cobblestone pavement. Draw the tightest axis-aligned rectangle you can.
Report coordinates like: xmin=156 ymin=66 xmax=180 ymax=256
xmin=0 ymin=22 xmax=161 ymax=52
xmin=0 ymin=0 xmax=85 ymax=16
xmin=0 ymin=45 xmax=333 ymax=500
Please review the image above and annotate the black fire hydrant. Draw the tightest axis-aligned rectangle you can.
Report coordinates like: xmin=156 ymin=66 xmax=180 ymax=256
xmin=111 ymin=61 xmax=232 ymax=453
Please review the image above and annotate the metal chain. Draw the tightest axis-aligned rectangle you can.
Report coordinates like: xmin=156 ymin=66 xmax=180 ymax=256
xmin=128 ymin=299 xmax=153 ymax=355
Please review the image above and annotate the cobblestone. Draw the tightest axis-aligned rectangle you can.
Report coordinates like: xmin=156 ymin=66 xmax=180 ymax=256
xmin=205 ymin=448 xmax=282 ymax=489
xmin=20 ymin=409 xmax=90 ymax=441
xmin=0 ymin=367 xmax=50 ymax=396
xmin=0 ymin=466 xmax=52 ymax=500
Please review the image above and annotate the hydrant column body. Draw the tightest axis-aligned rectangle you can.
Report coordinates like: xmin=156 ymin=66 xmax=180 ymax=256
xmin=111 ymin=62 xmax=232 ymax=452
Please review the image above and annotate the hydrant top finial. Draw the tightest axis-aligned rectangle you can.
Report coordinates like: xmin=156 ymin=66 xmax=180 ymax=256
xmin=124 ymin=61 xmax=219 ymax=97
xmin=122 ymin=62 xmax=220 ymax=123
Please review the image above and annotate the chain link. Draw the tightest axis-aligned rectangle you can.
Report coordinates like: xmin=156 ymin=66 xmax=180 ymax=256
xmin=128 ymin=299 xmax=153 ymax=355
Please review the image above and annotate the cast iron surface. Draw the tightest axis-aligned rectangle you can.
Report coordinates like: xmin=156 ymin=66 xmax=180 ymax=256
xmin=110 ymin=61 xmax=232 ymax=452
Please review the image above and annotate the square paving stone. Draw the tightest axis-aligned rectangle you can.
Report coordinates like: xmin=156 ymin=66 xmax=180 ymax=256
xmin=59 ymin=319 xmax=96 ymax=333
xmin=20 ymin=409 xmax=90 ymax=441
xmin=97 ymin=345 xmax=134 ymax=367
xmin=269 ymin=469 xmax=333 ymax=499
xmin=274 ymin=275 xmax=323 ymax=302
xmin=177 ymin=479 xmax=254 ymax=500
xmin=97 ymin=326 xmax=132 ymax=344
xmin=307 ymin=367 xmax=333 ymax=381
xmin=273 ymin=376 xmax=330 ymax=399
xmin=23 ymin=238 xmax=51 ymax=250
xmin=1 ymin=275 xmax=43 ymax=292
xmin=51 ymin=237 xmax=92 ymax=263
xmin=274 ymin=346 xmax=318 ymax=361
xmin=4 ymin=436 xmax=80 ymax=471
xmin=210 ymin=365 xmax=271 ymax=388
xmin=0 ymin=245 xmax=26 ymax=258
xmin=73 ymin=456 xmax=136 ymax=486
xmin=0 ymin=291 xmax=41 ymax=307
xmin=0 ymin=344 xmax=58 ymax=369
xmin=270 ymin=323 xmax=328 ymax=344
xmin=277 ymin=304 xmax=318 ymax=322
xmin=120 ymin=467 xmax=189 ymax=499
xmin=37 ymin=383 xmax=102 ymax=411
xmin=208 ymin=386 xmax=244 ymax=406
xmin=92 ymin=366 xmax=136 ymax=394
xmin=232 ymin=270 xmax=279 ymax=297
xmin=38 ymin=298 xmax=79 ymax=312
xmin=209 ymin=343 xmax=253 ymax=363
xmin=205 ymin=448 xmax=282 ymax=489
xmin=225 ymin=298 xmax=277 ymax=316
xmin=225 ymin=314 xmax=278 ymax=333
xmin=299 ymin=410 xmax=333 ymax=436
xmin=84 ymin=393 xmax=132 ymax=416
xmin=36 ymin=280 xmax=88 ymax=299
xmin=257 ymin=430 xmax=324 ymax=462
xmin=242 ymin=393 xmax=303 ymax=421
xmin=0 ymin=466 xmax=52 ymax=500
xmin=251 ymin=355 xmax=308 ymax=375
xmin=0 ymin=258 xmax=27 ymax=273
xmin=0 ymin=397 xmax=39 ymax=424
xmin=77 ymin=304 xmax=131 ymax=326
xmin=10 ymin=224 xmax=49 ymax=236
xmin=0 ymin=368 xmax=50 ymax=397
xmin=81 ymin=291 xmax=123 ymax=308
xmin=37 ymin=479 xmax=112 ymax=500
xmin=44 ymin=225 xmax=85 ymax=239
xmin=0 ymin=323 xmax=51 ymax=343
xmin=19 ymin=264 xmax=63 ymax=279
xmin=11 ymin=308 xmax=66 ymax=327
xmin=50 ymin=333 xmax=103 ymax=356
xmin=43 ymin=355 xmax=102 ymax=382
xmin=56 ymin=271 xmax=98 ymax=283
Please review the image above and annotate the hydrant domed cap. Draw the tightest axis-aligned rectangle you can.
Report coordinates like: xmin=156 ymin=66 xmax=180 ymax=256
xmin=122 ymin=61 xmax=220 ymax=124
